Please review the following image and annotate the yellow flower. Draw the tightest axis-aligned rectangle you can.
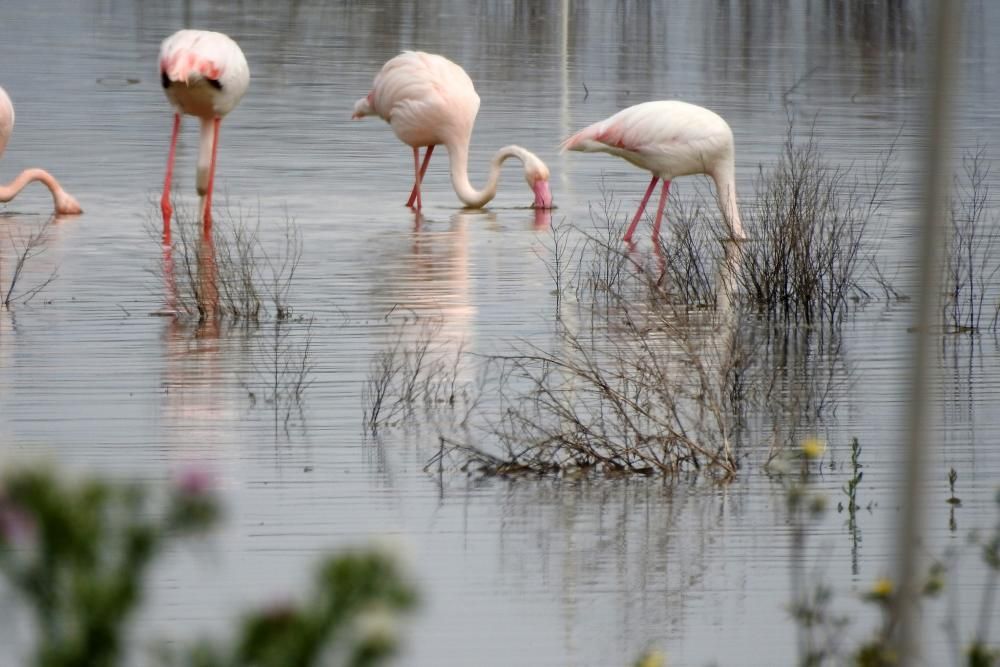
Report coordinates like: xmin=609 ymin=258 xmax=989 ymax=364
xmin=801 ymin=438 xmax=826 ymax=460
xmin=871 ymin=577 xmax=893 ymax=598
xmin=635 ymin=650 xmax=667 ymax=667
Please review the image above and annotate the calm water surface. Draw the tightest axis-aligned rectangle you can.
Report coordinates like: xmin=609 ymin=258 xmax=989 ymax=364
xmin=1 ymin=1 xmax=1000 ymax=665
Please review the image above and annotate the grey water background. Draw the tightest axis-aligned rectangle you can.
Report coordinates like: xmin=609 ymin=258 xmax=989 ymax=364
xmin=1 ymin=0 xmax=1000 ymax=664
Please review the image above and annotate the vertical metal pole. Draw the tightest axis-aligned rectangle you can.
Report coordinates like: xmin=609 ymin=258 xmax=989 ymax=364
xmin=894 ymin=0 xmax=962 ymax=661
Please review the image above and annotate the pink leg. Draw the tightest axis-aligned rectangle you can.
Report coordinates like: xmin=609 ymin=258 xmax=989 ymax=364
xmin=406 ymin=145 xmax=435 ymax=208
xmin=410 ymin=147 xmax=423 ymax=210
xmin=202 ymin=117 xmax=221 ymax=232
xmin=161 ymin=113 xmax=181 ymax=241
xmin=653 ymin=181 xmax=670 ymax=243
xmin=651 ymin=180 xmax=671 ymax=241
xmin=623 ymin=175 xmax=660 ymax=243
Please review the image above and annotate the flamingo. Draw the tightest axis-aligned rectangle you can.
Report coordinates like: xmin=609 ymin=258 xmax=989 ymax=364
xmin=562 ymin=101 xmax=745 ymax=243
xmin=159 ymin=29 xmax=249 ymax=236
xmin=0 ymin=86 xmax=81 ymax=215
xmin=352 ymin=51 xmax=553 ymax=211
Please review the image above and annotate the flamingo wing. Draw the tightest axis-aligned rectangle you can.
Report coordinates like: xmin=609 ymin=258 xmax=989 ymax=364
xmin=563 ymin=101 xmax=733 ymax=176
xmin=355 ymin=51 xmax=480 ymax=147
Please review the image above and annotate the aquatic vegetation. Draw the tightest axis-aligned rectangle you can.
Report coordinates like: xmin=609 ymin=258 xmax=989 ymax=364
xmin=0 ymin=465 xmax=417 ymax=667
xmin=0 ymin=464 xmax=218 ymax=666
xmin=1 ymin=217 xmax=56 ymax=309
xmin=840 ymin=438 xmax=863 ymax=519
xmin=734 ymin=126 xmax=896 ymax=327
xmin=154 ymin=203 xmax=302 ymax=325
xmin=362 ymin=312 xmax=477 ymax=435
xmin=246 ymin=316 xmax=316 ymax=433
xmin=157 ymin=547 xmax=416 ymax=667
xmin=943 ymin=147 xmax=1000 ymax=334
xmin=777 ymin=444 xmax=999 ymax=667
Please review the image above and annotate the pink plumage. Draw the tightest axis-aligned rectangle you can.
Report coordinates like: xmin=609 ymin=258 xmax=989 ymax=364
xmin=0 ymin=86 xmax=82 ymax=215
xmin=353 ymin=51 xmax=553 ymax=211
xmin=564 ymin=101 xmax=744 ymax=243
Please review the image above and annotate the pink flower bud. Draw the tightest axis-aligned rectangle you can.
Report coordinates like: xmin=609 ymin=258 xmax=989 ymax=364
xmin=175 ymin=467 xmax=215 ymax=496
xmin=0 ymin=504 xmax=36 ymax=546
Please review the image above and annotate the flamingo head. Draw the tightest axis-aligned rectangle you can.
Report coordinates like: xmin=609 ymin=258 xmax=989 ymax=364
xmin=351 ymin=94 xmax=374 ymax=120
xmin=54 ymin=190 xmax=82 ymax=216
xmin=522 ymin=153 xmax=553 ymax=209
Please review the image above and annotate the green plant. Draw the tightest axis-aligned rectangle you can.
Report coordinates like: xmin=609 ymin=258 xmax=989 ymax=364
xmin=0 ymin=465 xmax=417 ymax=667
xmin=0 ymin=465 xmax=218 ymax=667
xmin=158 ymin=547 xmax=417 ymax=667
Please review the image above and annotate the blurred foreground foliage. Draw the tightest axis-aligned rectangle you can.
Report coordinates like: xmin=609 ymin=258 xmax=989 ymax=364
xmin=0 ymin=465 xmax=415 ymax=667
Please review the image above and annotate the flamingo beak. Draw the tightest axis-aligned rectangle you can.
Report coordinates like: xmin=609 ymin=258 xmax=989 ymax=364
xmin=532 ymin=180 xmax=553 ymax=209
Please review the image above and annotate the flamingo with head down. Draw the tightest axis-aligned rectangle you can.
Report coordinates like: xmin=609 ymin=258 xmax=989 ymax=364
xmin=352 ymin=51 xmax=553 ymax=212
xmin=159 ymin=29 xmax=249 ymax=235
xmin=0 ymin=86 xmax=81 ymax=215
xmin=563 ymin=100 xmax=744 ymax=244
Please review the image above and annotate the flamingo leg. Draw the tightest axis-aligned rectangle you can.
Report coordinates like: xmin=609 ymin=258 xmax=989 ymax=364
xmin=406 ymin=145 xmax=435 ymax=208
xmin=202 ymin=117 xmax=221 ymax=232
xmin=651 ymin=180 xmax=672 ymax=242
xmin=623 ymin=176 xmax=660 ymax=243
xmin=410 ymin=147 xmax=424 ymax=210
xmin=161 ymin=113 xmax=181 ymax=241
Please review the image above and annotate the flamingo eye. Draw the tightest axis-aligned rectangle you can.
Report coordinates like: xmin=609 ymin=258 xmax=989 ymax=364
xmin=207 ymin=78 xmax=223 ymax=90
xmin=161 ymin=71 xmax=171 ymax=89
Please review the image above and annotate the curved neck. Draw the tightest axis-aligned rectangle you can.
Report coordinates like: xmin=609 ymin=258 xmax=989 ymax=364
xmin=0 ymin=168 xmax=63 ymax=205
xmin=447 ymin=142 xmax=531 ymax=209
xmin=712 ymin=161 xmax=744 ymax=240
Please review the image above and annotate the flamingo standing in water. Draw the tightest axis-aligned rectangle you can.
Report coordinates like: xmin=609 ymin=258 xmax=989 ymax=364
xmin=352 ymin=51 xmax=553 ymax=211
xmin=563 ymin=101 xmax=744 ymax=243
xmin=159 ymin=29 xmax=249 ymax=236
xmin=0 ymin=86 xmax=81 ymax=215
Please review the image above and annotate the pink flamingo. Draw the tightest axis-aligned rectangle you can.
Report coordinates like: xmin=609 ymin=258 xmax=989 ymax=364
xmin=352 ymin=51 xmax=553 ymax=211
xmin=0 ymin=86 xmax=81 ymax=215
xmin=563 ymin=101 xmax=745 ymax=243
xmin=159 ymin=30 xmax=249 ymax=236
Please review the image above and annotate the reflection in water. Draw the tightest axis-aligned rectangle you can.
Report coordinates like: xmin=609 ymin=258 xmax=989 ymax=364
xmin=372 ymin=210 xmax=476 ymax=349
xmin=160 ymin=229 xmax=232 ymax=467
xmin=487 ymin=477 xmax=758 ymax=664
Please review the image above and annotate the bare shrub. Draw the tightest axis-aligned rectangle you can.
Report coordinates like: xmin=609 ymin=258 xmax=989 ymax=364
xmin=153 ymin=203 xmax=301 ymax=325
xmin=1 ymin=217 xmax=56 ymax=309
xmin=943 ymin=147 xmax=1000 ymax=333
xmin=246 ymin=317 xmax=316 ymax=432
xmin=734 ymin=126 xmax=894 ymax=326
xmin=424 ymin=237 xmax=761 ymax=478
xmin=451 ymin=311 xmax=746 ymax=478
xmin=362 ymin=311 xmax=478 ymax=435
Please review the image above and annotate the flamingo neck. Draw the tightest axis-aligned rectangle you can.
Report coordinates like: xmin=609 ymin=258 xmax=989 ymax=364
xmin=713 ymin=163 xmax=744 ymax=240
xmin=0 ymin=168 xmax=65 ymax=206
xmin=196 ymin=117 xmax=216 ymax=195
xmin=447 ymin=142 xmax=531 ymax=209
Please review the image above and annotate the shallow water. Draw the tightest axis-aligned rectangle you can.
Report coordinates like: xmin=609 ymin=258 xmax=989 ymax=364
xmin=2 ymin=1 xmax=1000 ymax=664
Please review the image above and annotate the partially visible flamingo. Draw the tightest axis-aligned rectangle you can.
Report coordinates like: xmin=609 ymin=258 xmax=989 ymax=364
xmin=0 ymin=86 xmax=82 ymax=215
xmin=159 ymin=29 xmax=249 ymax=236
xmin=352 ymin=51 xmax=553 ymax=211
xmin=562 ymin=101 xmax=745 ymax=243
